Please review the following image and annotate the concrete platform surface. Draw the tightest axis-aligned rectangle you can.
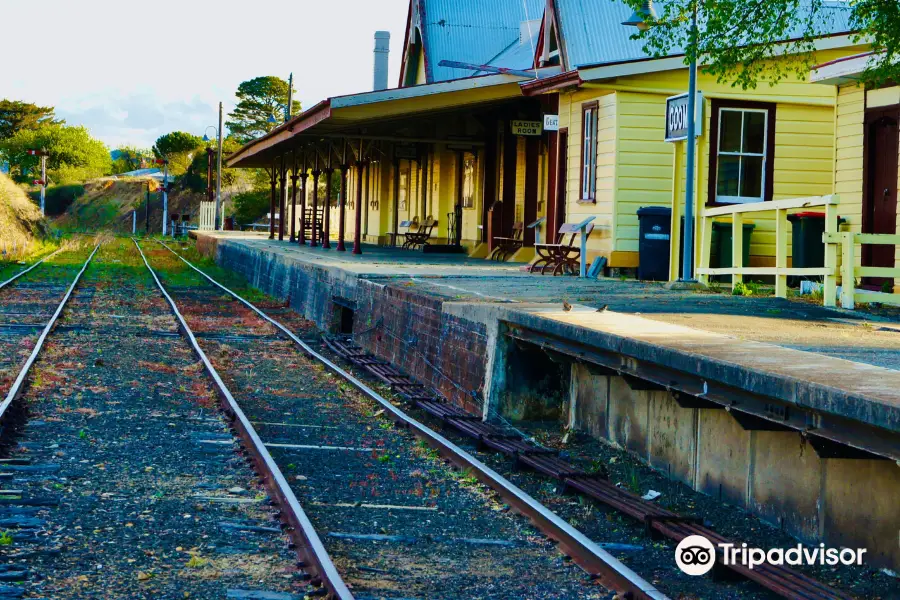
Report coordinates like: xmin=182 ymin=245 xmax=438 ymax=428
xmin=198 ymin=232 xmax=900 ymax=371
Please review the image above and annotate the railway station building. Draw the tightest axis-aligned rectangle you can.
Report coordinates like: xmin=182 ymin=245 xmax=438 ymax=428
xmin=228 ymin=0 xmax=868 ymax=282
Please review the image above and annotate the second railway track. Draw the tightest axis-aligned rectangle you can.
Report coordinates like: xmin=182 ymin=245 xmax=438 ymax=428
xmin=138 ymin=238 xmax=666 ymax=600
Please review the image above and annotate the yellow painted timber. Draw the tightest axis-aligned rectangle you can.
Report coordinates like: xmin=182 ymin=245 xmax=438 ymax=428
xmin=468 ymin=242 xmax=489 ymax=259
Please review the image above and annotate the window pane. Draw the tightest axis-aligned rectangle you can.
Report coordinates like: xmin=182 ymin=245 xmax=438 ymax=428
xmin=740 ymin=155 xmax=764 ymax=199
xmin=719 ymin=110 xmax=742 ymax=152
xmin=716 ymin=155 xmax=740 ymax=197
xmin=743 ymin=111 xmax=766 ymax=154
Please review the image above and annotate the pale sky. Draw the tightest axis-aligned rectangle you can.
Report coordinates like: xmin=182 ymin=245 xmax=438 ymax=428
xmin=0 ymin=0 xmax=409 ymax=149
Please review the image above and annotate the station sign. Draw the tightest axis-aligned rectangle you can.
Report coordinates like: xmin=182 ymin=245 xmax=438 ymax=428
xmin=543 ymin=114 xmax=560 ymax=132
xmin=664 ymin=92 xmax=703 ymax=142
xmin=511 ymin=120 xmax=543 ymax=136
xmin=394 ymin=144 xmax=418 ymax=160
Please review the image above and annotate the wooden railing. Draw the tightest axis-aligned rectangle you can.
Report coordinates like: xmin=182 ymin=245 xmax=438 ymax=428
xmin=696 ymin=194 xmax=840 ymax=299
xmin=822 ymin=232 xmax=900 ymax=308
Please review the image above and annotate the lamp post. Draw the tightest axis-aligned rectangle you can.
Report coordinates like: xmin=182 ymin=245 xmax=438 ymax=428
xmin=203 ymin=104 xmax=224 ymax=230
xmin=624 ymin=0 xmax=698 ymax=282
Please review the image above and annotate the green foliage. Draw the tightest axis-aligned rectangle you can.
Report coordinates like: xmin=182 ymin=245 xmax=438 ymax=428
xmin=152 ymin=131 xmax=204 ymax=176
xmin=0 ymin=99 xmax=60 ymax=141
xmin=226 ymin=76 xmax=301 ymax=143
xmin=29 ymin=183 xmax=85 ymax=216
xmin=732 ymin=281 xmax=753 ymax=296
xmin=0 ymin=123 xmax=110 ymax=184
xmin=231 ymin=189 xmax=269 ymax=225
xmin=619 ymin=0 xmax=827 ymax=89
xmin=619 ymin=0 xmax=900 ymax=88
xmin=111 ymin=146 xmax=152 ymax=174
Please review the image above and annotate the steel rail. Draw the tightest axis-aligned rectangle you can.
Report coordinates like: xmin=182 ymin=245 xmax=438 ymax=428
xmin=0 ymin=244 xmax=100 ymax=423
xmin=133 ymin=239 xmax=353 ymax=600
xmin=157 ymin=239 xmax=669 ymax=600
xmin=0 ymin=248 xmax=63 ymax=293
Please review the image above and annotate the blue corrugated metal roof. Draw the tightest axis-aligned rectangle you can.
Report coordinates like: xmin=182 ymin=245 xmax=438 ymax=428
xmin=556 ymin=0 xmax=854 ymax=70
xmin=423 ymin=0 xmax=544 ymax=82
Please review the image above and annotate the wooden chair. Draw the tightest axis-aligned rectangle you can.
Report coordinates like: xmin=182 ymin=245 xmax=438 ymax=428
xmin=387 ymin=219 xmax=415 ymax=247
xmin=533 ymin=222 xmax=595 ymax=275
xmin=302 ymin=215 xmax=324 ymax=241
xmin=489 ymin=222 xmax=524 ymax=261
xmin=402 ymin=216 xmax=438 ymax=249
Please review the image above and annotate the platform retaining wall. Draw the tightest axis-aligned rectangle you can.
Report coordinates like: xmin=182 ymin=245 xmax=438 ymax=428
xmin=207 ymin=238 xmax=488 ymax=414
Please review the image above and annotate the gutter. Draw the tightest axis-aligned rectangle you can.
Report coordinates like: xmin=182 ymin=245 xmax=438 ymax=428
xmin=520 ymin=69 xmax=582 ymax=95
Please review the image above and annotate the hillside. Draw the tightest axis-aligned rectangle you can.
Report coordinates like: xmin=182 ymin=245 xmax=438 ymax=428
xmin=0 ymin=172 xmax=49 ymax=257
xmin=54 ymin=178 xmax=206 ymax=233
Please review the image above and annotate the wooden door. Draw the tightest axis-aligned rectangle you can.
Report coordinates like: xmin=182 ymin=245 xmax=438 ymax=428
xmin=555 ymin=129 xmax=568 ymax=232
xmin=863 ymin=108 xmax=900 ymax=289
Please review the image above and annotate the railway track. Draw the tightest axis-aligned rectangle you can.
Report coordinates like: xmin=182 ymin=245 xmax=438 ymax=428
xmin=141 ymin=239 xmax=666 ymax=600
xmin=0 ymin=239 xmax=304 ymax=598
xmin=0 ymin=243 xmax=98 ymax=429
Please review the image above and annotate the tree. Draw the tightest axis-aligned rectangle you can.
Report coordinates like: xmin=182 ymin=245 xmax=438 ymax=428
xmin=0 ymin=100 xmax=60 ymax=141
xmin=152 ymin=131 xmax=204 ymax=176
xmin=619 ymin=0 xmax=894 ymax=89
xmin=111 ymin=146 xmax=152 ymax=173
xmin=0 ymin=123 xmax=110 ymax=184
xmin=226 ymin=76 xmax=301 ymax=143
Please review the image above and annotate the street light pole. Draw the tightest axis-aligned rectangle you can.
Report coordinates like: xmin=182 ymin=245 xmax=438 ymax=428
xmin=681 ymin=2 xmax=699 ymax=282
xmin=624 ymin=0 xmax=699 ymax=282
xmin=215 ymin=102 xmax=224 ymax=230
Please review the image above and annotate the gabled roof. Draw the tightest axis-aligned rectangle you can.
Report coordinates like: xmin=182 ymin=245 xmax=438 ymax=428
xmin=400 ymin=0 xmax=544 ymax=85
xmin=543 ymin=0 xmax=855 ymax=72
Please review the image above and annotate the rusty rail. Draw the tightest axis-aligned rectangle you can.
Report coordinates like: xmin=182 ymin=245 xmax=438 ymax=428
xmin=0 ymin=244 xmax=99 ymax=426
xmin=0 ymin=248 xmax=63 ymax=293
xmin=134 ymin=239 xmax=354 ymax=600
xmin=157 ymin=239 xmax=668 ymax=600
xmin=324 ymin=335 xmax=854 ymax=600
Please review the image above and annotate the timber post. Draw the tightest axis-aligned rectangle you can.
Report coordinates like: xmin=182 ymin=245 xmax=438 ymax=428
xmin=268 ymin=162 xmax=277 ymax=239
xmin=278 ymin=155 xmax=287 ymax=241
xmin=323 ymin=167 xmax=334 ymax=249
xmin=289 ymin=156 xmax=299 ymax=243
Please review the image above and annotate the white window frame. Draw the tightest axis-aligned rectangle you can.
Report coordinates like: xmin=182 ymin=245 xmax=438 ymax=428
xmin=581 ymin=105 xmax=598 ymax=201
xmin=715 ymin=107 xmax=768 ymax=204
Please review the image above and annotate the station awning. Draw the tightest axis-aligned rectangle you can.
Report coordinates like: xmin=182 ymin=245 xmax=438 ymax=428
xmin=227 ymin=74 xmax=530 ymax=168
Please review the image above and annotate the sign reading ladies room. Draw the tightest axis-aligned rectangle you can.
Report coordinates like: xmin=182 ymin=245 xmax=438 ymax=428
xmin=665 ymin=92 xmax=703 ymax=142
xmin=510 ymin=120 xmax=543 ymax=136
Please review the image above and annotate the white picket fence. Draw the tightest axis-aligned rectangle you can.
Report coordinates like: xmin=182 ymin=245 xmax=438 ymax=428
xmin=198 ymin=201 xmax=216 ymax=231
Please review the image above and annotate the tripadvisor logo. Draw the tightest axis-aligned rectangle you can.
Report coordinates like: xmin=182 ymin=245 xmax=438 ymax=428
xmin=675 ymin=534 xmax=867 ymax=576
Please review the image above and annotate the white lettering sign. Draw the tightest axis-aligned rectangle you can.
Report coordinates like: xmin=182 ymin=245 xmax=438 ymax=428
xmin=665 ymin=92 xmax=703 ymax=142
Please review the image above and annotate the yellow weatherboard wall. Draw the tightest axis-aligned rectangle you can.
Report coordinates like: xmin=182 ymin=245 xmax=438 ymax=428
xmin=556 ymin=46 xmax=864 ymax=273
xmin=833 ymin=82 xmax=900 ymax=279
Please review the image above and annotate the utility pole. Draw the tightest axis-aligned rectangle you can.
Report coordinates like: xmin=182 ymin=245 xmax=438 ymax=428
xmin=286 ymin=73 xmax=294 ymax=122
xmin=215 ymin=102 xmax=224 ymax=230
xmin=146 ymin=182 xmax=151 ymax=234
xmin=40 ymin=154 xmax=46 ymax=216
